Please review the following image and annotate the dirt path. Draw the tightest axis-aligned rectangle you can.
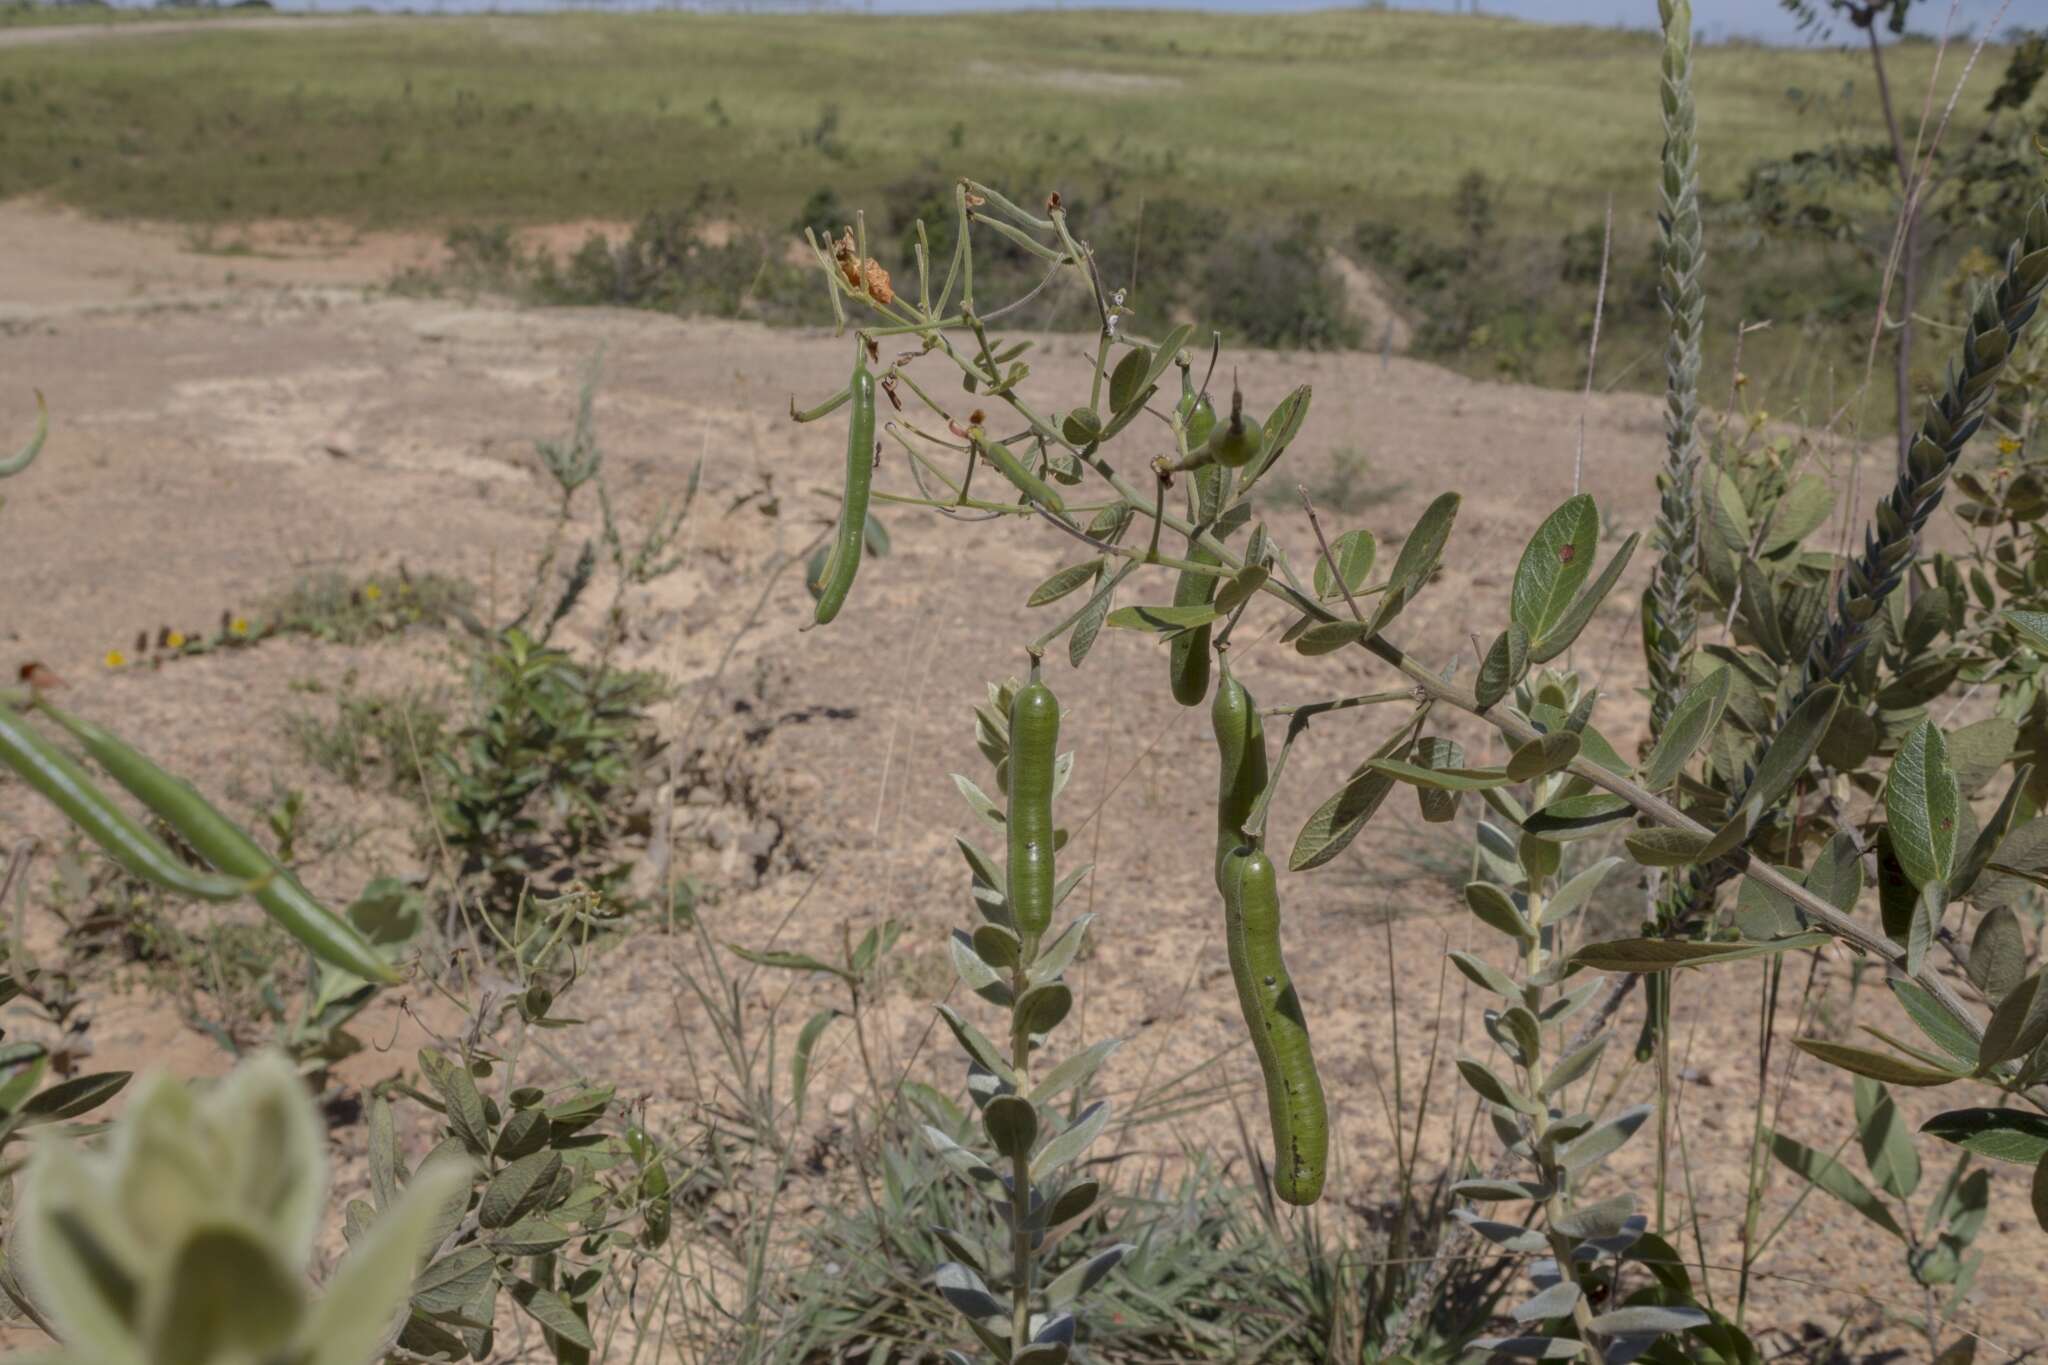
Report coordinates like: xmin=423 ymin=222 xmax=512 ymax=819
xmin=1 ymin=197 xmax=2042 ymax=1357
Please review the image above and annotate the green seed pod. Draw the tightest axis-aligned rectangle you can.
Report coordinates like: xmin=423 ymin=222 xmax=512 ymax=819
xmin=37 ymin=701 xmax=398 ymax=984
xmin=1205 ymin=386 xmax=1266 ymax=470
xmin=1006 ymin=679 xmax=1060 ymax=938
xmin=814 ymin=350 xmax=878 ymax=626
xmin=1169 ymin=463 xmax=1229 ymax=706
xmin=1221 ymin=845 xmax=1327 ymax=1206
xmin=1211 ymin=671 xmax=1269 ymax=888
xmin=975 ymin=431 xmax=1067 ymax=517
xmin=0 ymin=701 xmax=249 ymax=904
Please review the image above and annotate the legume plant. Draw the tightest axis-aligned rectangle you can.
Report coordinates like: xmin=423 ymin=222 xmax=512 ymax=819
xmin=1 ymin=1 xmax=2046 ymax=1360
xmin=790 ymin=3 xmax=2048 ymax=1359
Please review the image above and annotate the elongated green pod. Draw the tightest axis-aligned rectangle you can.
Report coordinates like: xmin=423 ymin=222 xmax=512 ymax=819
xmin=2 ymin=391 xmax=47 ymax=478
xmin=1221 ymin=845 xmax=1327 ymax=1205
xmin=814 ymin=352 xmax=877 ymax=625
xmin=37 ymin=702 xmax=398 ymax=984
xmin=974 ymin=431 xmax=1066 ymax=517
xmin=1006 ymin=679 xmax=1059 ymax=938
xmin=1211 ymin=671 xmax=1268 ymax=887
xmin=0 ymin=701 xmax=250 ymax=904
xmin=1170 ymin=463 xmax=1229 ymax=706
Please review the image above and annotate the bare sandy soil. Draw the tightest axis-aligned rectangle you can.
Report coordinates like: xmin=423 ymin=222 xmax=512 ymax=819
xmin=0 ymin=196 xmax=2042 ymax=1359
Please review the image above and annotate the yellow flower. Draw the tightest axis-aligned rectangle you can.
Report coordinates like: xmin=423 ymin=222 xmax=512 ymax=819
xmin=165 ymin=631 xmax=187 ymax=649
xmin=104 ymin=650 xmax=127 ymax=670
xmin=1998 ymin=436 xmax=2023 ymax=456
xmin=363 ymin=583 xmax=383 ymax=602
xmin=229 ymin=617 xmax=251 ymax=636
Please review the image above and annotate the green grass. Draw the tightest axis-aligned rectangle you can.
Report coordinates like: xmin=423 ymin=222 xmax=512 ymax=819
xmin=0 ymin=10 xmax=2005 ymax=229
xmin=0 ymin=9 xmax=2023 ymax=413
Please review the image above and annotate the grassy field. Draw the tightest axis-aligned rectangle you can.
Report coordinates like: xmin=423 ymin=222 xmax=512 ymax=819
xmin=0 ymin=10 xmax=2003 ymax=226
xmin=0 ymin=8 xmax=2029 ymax=410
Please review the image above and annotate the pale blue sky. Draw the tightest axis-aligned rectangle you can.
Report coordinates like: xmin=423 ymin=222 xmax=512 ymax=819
xmin=279 ymin=0 xmax=2030 ymax=46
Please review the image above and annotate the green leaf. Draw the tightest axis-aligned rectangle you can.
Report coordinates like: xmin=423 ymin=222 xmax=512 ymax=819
xmin=1559 ymin=1104 xmax=1650 ymax=1173
xmin=1294 ymin=620 xmax=1370 ymax=656
xmin=1314 ymin=529 xmax=1376 ymax=600
xmin=1976 ymin=972 xmax=2048 ymax=1069
xmin=2003 ymin=607 xmax=2048 ymax=653
xmin=935 ymin=1005 xmax=1017 ymax=1086
xmin=1967 ymin=906 xmax=2027 ymax=1002
xmin=727 ymin=942 xmax=851 ymax=983
xmin=1792 ymin=1038 xmax=1963 ymax=1087
xmin=1522 ymin=793 xmax=1632 ymax=840
xmin=1043 ymin=1243 xmax=1130 ymax=1311
xmin=1476 ymin=624 xmax=1530 ymax=711
xmin=2034 ymin=1153 xmax=2048 ymax=1233
xmin=510 ymin=1281 xmax=595 ymax=1351
xmin=1889 ymin=978 xmax=1981 ymax=1067
xmin=1737 ymin=684 xmax=1842 ymax=826
xmin=1290 ymin=725 xmax=1411 ymax=871
xmin=981 ymin=1095 xmax=1038 ymax=1159
xmin=1107 ymin=345 xmax=1150 ymax=413
xmin=1623 ymin=827 xmax=1717 ymax=868
xmin=1955 ymin=765 xmax=2030 ymax=898
xmin=1511 ymin=495 xmax=1599 ymax=643
xmin=1104 ymin=602 xmax=1223 ymax=633
xmin=790 ymin=1008 xmax=840 ymax=1118
xmin=1529 ymin=532 xmax=1641 ymax=664
xmin=1448 ymin=950 xmax=1521 ymax=999
xmin=417 ymin=1050 xmax=490 ymax=1157
xmin=1027 ymin=560 xmax=1101 ymax=609
xmin=19 ymin=1071 xmax=130 ymax=1123
xmin=1921 ymin=1107 xmax=2048 ymax=1164
xmin=412 ymin=1248 xmax=495 ymax=1316
xmin=1887 ymin=720 xmax=1960 ymax=889
xmin=1542 ymin=1034 xmax=1608 ymax=1097
xmin=1506 ymin=732 xmax=1579 ymax=782
xmin=1543 ymin=857 xmax=1624 ymax=926
xmin=1029 ymin=1038 xmax=1121 ymax=1107
xmin=1030 ymin=1101 xmax=1109 ymax=1178
xmin=305 ymin=1159 xmax=473 ymax=1365
xmin=1767 ymin=1128 xmax=1905 ymax=1238
xmin=1907 ymin=881 xmax=1944 ymax=977
xmin=1569 ymin=934 xmax=1830 ymax=972
xmin=1641 ymin=668 xmax=1730 ymax=791
xmin=1067 ymin=565 xmax=1123 ymax=667
xmin=1758 ymin=474 xmax=1834 ymax=555
xmin=1854 ymin=1078 xmax=1921 ymax=1201
xmin=1457 ymin=1058 xmax=1537 ymax=1114
xmin=1370 ymin=758 xmax=1512 ymax=791
xmin=1369 ymin=492 xmax=1460 ymax=635
xmin=478 ymin=1150 xmax=561 ymax=1229
xmin=1465 ymin=882 xmax=1531 ymax=941
xmin=1588 ymin=1305 xmax=1711 ymax=1337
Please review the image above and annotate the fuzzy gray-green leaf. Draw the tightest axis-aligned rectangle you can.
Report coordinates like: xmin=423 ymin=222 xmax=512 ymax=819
xmin=1887 ymin=720 xmax=1960 ymax=889
xmin=1511 ymin=495 xmax=1599 ymax=643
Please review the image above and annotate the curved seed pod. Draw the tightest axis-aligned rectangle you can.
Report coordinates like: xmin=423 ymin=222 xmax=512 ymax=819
xmin=1211 ymin=670 xmax=1268 ymax=888
xmin=974 ymin=431 xmax=1067 ymax=517
xmin=2 ymin=391 xmax=47 ymax=479
xmin=0 ymin=701 xmax=249 ymax=903
xmin=38 ymin=702 xmax=397 ymax=984
xmin=1006 ymin=679 xmax=1060 ymax=938
xmin=1221 ymin=845 xmax=1327 ymax=1205
xmin=814 ymin=353 xmax=877 ymax=625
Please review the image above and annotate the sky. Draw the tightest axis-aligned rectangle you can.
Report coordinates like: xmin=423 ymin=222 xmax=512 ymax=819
xmin=275 ymin=0 xmax=2031 ymax=46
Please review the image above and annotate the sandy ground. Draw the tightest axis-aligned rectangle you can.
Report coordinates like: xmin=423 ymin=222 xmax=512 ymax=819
xmin=0 ymin=194 xmax=2042 ymax=1359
